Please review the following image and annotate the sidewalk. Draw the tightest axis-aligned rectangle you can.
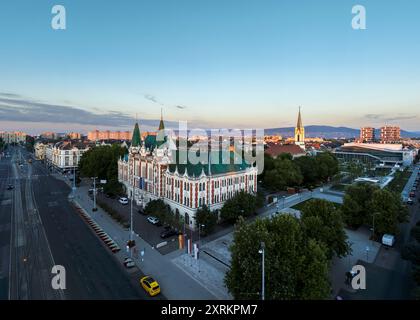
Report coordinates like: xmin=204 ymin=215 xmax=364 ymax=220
xmin=70 ymin=187 xmax=217 ymax=299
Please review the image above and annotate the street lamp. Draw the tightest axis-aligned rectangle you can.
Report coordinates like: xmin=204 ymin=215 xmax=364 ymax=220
xmin=258 ymin=242 xmax=265 ymax=300
xmin=91 ymin=177 xmax=98 ymax=211
xmin=129 ymin=193 xmax=134 ymax=258
xmin=198 ymin=223 xmax=205 ymax=272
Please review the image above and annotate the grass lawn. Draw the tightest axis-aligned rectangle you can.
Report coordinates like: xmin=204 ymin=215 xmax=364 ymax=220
xmin=291 ymin=198 xmax=342 ymax=211
xmin=386 ymin=169 xmax=412 ymax=194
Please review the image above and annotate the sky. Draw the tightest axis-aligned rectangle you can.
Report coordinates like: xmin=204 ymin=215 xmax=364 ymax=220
xmin=0 ymin=0 xmax=419 ymax=134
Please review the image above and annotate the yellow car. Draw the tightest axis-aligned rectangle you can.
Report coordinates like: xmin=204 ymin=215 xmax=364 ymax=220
xmin=140 ymin=276 xmax=161 ymax=296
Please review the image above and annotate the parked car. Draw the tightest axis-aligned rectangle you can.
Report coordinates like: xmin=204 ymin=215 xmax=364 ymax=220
xmin=123 ymin=257 xmax=135 ymax=268
xmin=407 ymin=198 xmax=414 ymax=205
xmin=119 ymin=197 xmax=129 ymax=205
xmin=147 ymin=216 xmax=161 ymax=225
xmin=160 ymin=228 xmax=178 ymax=239
xmin=140 ymin=276 xmax=160 ymax=297
xmin=7 ymin=184 xmax=14 ymax=190
xmin=410 ymin=192 xmax=416 ymax=198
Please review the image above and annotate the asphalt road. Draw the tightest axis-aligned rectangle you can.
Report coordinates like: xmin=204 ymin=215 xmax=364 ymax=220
xmin=1 ymin=146 xmax=150 ymax=300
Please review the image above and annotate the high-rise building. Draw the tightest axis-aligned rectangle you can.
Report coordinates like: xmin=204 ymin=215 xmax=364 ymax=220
xmin=360 ymin=127 xmax=375 ymax=143
xmin=294 ymin=107 xmax=305 ymax=150
xmin=380 ymin=126 xmax=400 ymax=144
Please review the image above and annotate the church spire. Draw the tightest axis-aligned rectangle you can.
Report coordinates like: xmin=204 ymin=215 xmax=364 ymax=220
xmin=158 ymin=107 xmax=165 ymax=131
xmin=294 ymin=106 xmax=305 ymax=150
xmin=297 ymin=106 xmax=303 ymax=129
xmin=131 ymin=121 xmax=141 ymax=147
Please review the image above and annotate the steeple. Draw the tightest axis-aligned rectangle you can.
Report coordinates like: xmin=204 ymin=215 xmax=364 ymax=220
xmin=294 ymin=106 xmax=305 ymax=150
xmin=297 ymin=106 xmax=303 ymax=129
xmin=158 ymin=108 xmax=165 ymax=131
xmin=131 ymin=121 xmax=141 ymax=147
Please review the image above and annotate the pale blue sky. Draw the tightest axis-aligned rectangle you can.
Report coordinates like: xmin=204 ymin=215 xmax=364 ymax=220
xmin=0 ymin=0 xmax=419 ymax=134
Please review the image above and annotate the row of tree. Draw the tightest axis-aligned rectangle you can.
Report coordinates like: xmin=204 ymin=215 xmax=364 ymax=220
xmin=78 ymin=144 xmax=127 ymax=196
xmin=226 ymin=199 xmax=349 ymax=299
xmin=341 ymin=183 xmax=408 ymax=236
xmin=260 ymin=152 xmax=339 ymax=191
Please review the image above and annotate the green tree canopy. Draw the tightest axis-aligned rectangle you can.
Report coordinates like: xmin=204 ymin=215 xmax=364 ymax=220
xmin=195 ymin=205 xmax=217 ymax=236
xmin=220 ymin=191 xmax=257 ymax=224
xmin=225 ymin=215 xmax=331 ymax=300
xmin=79 ymin=144 xmax=127 ymax=195
xmin=300 ymin=199 xmax=350 ymax=259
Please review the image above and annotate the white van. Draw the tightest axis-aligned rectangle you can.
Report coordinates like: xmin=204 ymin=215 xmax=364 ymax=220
xmin=382 ymin=234 xmax=395 ymax=247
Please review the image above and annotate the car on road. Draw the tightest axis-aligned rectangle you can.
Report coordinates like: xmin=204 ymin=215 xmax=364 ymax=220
xmin=160 ymin=228 xmax=178 ymax=239
xmin=123 ymin=257 xmax=135 ymax=268
xmin=410 ymin=192 xmax=416 ymax=198
xmin=119 ymin=197 xmax=129 ymax=205
xmin=140 ymin=276 xmax=160 ymax=297
xmin=407 ymin=198 xmax=414 ymax=205
xmin=7 ymin=184 xmax=14 ymax=190
xmin=147 ymin=216 xmax=161 ymax=226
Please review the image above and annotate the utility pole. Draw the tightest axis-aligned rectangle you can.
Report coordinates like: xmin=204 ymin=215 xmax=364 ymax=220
xmin=259 ymin=242 xmax=265 ymax=300
xmin=92 ymin=177 xmax=98 ymax=211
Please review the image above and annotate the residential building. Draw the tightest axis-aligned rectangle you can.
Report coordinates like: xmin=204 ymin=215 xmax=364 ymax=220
xmin=46 ymin=140 xmax=91 ymax=171
xmin=360 ymin=127 xmax=375 ymax=143
xmin=380 ymin=126 xmax=400 ymax=144
xmin=87 ymin=130 xmax=131 ymax=141
xmin=68 ymin=132 xmax=82 ymax=139
xmin=0 ymin=131 xmax=27 ymax=144
xmin=118 ymin=116 xmax=258 ymax=230
xmin=34 ymin=142 xmax=49 ymax=160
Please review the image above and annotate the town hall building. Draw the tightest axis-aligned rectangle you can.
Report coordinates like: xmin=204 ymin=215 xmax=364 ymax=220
xmin=118 ymin=116 xmax=258 ymax=230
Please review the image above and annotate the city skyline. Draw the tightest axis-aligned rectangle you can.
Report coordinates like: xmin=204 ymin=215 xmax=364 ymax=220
xmin=1 ymin=0 xmax=420 ymax=132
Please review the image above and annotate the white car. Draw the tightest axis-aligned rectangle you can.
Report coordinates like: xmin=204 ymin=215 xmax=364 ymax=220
xmin=123 ymin=258 xmax=135 ymax=268
xmin=147 ymin=216 xmax=160 ymax=225
xmin=119 ymin=197 xmax=129 ymax=205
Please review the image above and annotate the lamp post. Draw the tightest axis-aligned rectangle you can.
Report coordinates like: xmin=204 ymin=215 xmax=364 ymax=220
xmin=130 ymin=193 xmax=134 ymax=258
xmin=372 ymin=212 xmax=379 ymax=245
xmin=92 ymin=177 xmax=98 ymax=211
xmin=259 ymin=242 xmax=265 ymax=300
xmin=198 ymin=223 xmax=205 ymax=272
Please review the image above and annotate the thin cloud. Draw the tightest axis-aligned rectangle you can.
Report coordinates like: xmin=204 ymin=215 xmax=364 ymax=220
xmin=365 ymin=113 xmax=417 ymax=122
xmin=0 ymin=96 xmax=178 ymax=128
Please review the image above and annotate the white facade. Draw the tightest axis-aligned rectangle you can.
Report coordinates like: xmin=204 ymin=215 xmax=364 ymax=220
xmin=34 ymin=142 xmax=48 ymax=160
xmin=46 ymin=141 xmax=90 ymax=170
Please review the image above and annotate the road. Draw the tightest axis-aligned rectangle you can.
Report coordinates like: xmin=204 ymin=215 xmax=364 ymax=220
xmin=0 ymin=146 xmax=149 ymax=300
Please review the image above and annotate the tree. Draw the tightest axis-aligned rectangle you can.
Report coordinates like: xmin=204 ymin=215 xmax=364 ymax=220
xmin=221 ymin=191 xmax=257 ymax=224
xmin=262 ymin=156 xmax=303 ymax=191
xmin=341 ymin=183 xmax=378 ymax=228
xmin=195 ymin=205 xmax=217 ymax=236
xmin=314 ymin=152 xmax=339 ymax=182
xmin=144 ymin=199 xmax=171 ymax=224
xmin=79 ymin=144 xmax=127 ymax=195
xmin=225 ymin=215 xmax=331 ymax=300
xmin=369 ymin=189 xmax=409 ymax=236
xmin=301 ymin=199 xmax=350 ymax=259
xmin=294 ymin=156 xmax=318 ymax=186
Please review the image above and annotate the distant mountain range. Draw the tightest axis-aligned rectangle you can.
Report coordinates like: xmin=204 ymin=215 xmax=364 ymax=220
xmin=265 ymin=125 xmax=420 ymax=139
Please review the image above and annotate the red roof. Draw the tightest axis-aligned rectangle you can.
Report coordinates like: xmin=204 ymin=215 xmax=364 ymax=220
xmin=265 ymin=143 xmax=306 ymax=157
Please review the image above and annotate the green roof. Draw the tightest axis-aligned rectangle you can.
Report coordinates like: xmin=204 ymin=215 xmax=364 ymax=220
xmin=144 ymin=133 xmax=167 ymax=151
xmin=168 ymin=150 xmax=251 ymax=177
xmin=131 ymin=122 xmax=141 ymax=147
